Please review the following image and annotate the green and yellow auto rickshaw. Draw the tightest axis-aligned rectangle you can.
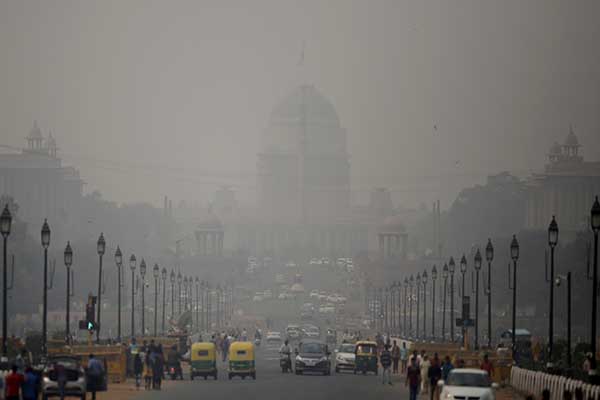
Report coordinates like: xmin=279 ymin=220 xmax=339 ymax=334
xmin=354 ymin=341 xmax=378 ymax=375
xmin=228 ymin=341 xmax=256 ymax=380
xmin=190 ymin=342 xmax=217 ymax=380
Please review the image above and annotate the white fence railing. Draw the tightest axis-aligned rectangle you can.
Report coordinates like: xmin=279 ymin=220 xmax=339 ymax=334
xmin=511 ymin=367 xmax=600 ymax=400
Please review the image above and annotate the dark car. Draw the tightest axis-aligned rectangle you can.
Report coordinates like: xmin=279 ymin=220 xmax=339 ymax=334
xmin=42 ymin=356 xmax=87 ymax=400
xmin=294 ymin=339 xmax=331 ymax=376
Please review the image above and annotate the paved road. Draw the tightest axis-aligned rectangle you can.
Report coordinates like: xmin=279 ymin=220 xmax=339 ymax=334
xmin=138 ymin=343 xmax=412 ymax=400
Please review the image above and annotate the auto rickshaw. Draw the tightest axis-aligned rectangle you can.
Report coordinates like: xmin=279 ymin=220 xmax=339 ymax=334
xmin=190 ymin=342 xmax=218 ymax=380
xmin=354 ymin=341 xmax=378 ymax=375
xmin=228 ymin=341 xmax=256 ymax=380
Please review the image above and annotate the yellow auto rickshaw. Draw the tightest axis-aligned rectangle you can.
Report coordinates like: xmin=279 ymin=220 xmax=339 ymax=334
xmin=228 ymin=341 xmax=256 ymax=380
xmin=354 ymin=341 xmax=378 ymax=375
xmin=190 ymin=342 xmax=218 ymax=380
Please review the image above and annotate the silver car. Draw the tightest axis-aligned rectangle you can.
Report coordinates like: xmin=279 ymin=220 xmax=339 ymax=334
xmin=42 ymin=356 xmax=87 ymax=400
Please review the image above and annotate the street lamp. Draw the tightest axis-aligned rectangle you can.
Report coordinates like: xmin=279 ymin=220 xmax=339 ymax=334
xmin=0 ymin=204 xmax=12 ymax=356
xmin=485 ymin=239 xmax=494 ymax=348
xmin=129 ymin=254 xmax=137 ymax=337
xmin=64 ymin=242 xmax=73 ymax=344
xmin=153 ymin=263 xmax=159 ymax=337
xmin=140 ymin=259 xmax=146 ymax=336
xmin=41 ymin=219 xmax=51 ymax=354
xmin=442 ymin=264 xmax=448 ymax=342
xmin=422 ymin=270 xmax=428 ymax=340
xmin=195 ymin=277 xmax=200 ymax=332
xmin=403 ymin=278 xmax=408 ymax=338
xmin=591 ymin=196 xmax=600 ymax=379
xmin=184 ymin=276 xmax=189 ymax=315
xmin=114 ymin=246 xmax=123 ymax=342
xmin=547 ymin=216 xmax=558 ymax=368
xmin=449 ymin=257 xmax=456 ymax=342
xmin=409 ymin=275 xmax=414 ymax=338
xmin=509 ymin=234 xmax=520 ymax=361
xmin=555 ymin=272 xmax=571 ymax=369
xmin=161 ymin=267 xmax=167 ymax=335
xmin=431 ymin=265 xmax=437 ymax=340
xmin=96 ymin=232 xmax=106 ymax=343
xmin=177 ymin=272 xmax=182 ymax=315
xmin=170 ymin=270 xmax=175 ymax=318
xmin=416 ymin=274 xmax=421 ymax=340
xmin=474 ymin=248 xmax=482 ymax=349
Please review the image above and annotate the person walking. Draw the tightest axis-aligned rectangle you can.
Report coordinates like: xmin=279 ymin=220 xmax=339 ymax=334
xmin=143 ymin=355 xmax=153 ymax=390
xmin=480 ymin=354 xmax=494 ymax=378
xmin=420 ymin=354 xmax=431 ymax=396
xmin=87 ymin=354 xmax=104 ymax=400
xmin=4 ymin=365 xmax=24 ymax=400
xmin=441 ymin=355 xmax=454 ymax=381
xmin=22 ymin=367 xmax=38 ymax=400
xmin=133 ymin=353 xmax=143 ymax=390
xmin=391 ymin=341 xmax=400 ymax=374
xmin=400 ymin=342 xmax=409 ymax=373
xmin=406 ymin=357 xmax=421 ymax=400
xmin=428 ymin=353 xmax=442 ymax=400
xmin=380 ymin=344 xmax=393 ymax=385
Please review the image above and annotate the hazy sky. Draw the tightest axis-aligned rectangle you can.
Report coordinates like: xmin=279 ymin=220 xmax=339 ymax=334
xmin=1 ymin=0 xmax=599 ymax=209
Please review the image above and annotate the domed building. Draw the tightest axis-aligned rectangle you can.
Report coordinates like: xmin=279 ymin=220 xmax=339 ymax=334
xmin=258 ymin=85 xmax=350 ymax=223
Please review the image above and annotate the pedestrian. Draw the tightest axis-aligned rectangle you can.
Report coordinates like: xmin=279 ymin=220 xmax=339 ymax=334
xmin=4 ymin=365 xmax=24 ymax=400
xmin=400 ymin=342 xmax=408 ymax=373
xmin=480 ymin=354 xmax=494 ymax=378
xmin=420 ymin=354 xmax=431 ymax=396
xmin=428 ymin=353 xmax=442 ymax=400
xmin=87 ymin=354 xmax=104 ymax=400
xmin=441 ymin=355 xmax=454 ymax=381
xmin=221 ymin=335 xmax=230 ymax=362
xmin=22 ymin=367 xmax=38 ymax=400
xmin=152 ymin=348 xmax=162 ymax=390
xmin=143 ymin=354 xmax=153 ymax=390
xmin=391 ymin=340 xmax=400 ymax=374
xmin=380 ymin=344 xmax=392 ymax=385
xmin=133 ymin=353 xmax=143 ymax=390
xmin=55 ymin=361 xmax=67 ymax=400
xmin=406 ymin=357 xmax=421 ymax=400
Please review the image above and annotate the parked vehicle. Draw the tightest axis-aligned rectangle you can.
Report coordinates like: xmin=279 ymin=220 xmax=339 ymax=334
xmin=42 ymin=356 xmax=87 ymax=400
xmin=438 ymin=369 xmax=498 ymax=400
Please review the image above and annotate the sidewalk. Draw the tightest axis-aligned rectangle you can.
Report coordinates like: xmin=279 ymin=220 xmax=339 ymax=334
xmin=96 ymin=379 xmax=177 ymax=400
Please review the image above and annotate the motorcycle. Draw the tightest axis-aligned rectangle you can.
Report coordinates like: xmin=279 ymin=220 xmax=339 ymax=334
xmin=280 ymin=353 xmax=292 ymax=373
xmin=168 ymin=363 xmax=183 ymax=380
xmin=254 ymin=338 xmax=261 ymax=347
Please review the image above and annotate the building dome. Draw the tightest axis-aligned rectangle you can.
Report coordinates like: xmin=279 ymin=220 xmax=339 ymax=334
xmin=564 ymin=128 xmax=580 ymax=147
xmin=197 ymin=211 xmax=223 ymax=230
xmin=270 ymin=84 xmax=340 ymax=127
xmin=27 ymin=121 xmax=43 ymax=140
xmin=379 ymin=215 xmax=406 ymax=234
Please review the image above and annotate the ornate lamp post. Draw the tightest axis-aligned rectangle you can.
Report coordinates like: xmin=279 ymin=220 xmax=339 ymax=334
xmin=161 ymin=268 xmax=167 ymax=335
xmin=403 ymin=278 xmax=408 ymax=338
xmin=139 ymin=259 xmax=146 ymax=336
xmin=184 ymin=276 xmax=189 ymax=314
xmin=129 ymin=254 xmax=137 ymax=337
xmin=591 ymin=197 xmax=600 ymax=379
xmin=509 ymin=235 xmax=520 ymax=361
xmin=396 ymin=281 xmax=402 ymax=336
xmin=431 ymin=266 xmax=437 ymax=340
xmin=459 ymin=255 xmax=467 ymax=299
xmin=114 ymin=246 xmax=123 ymax=342
xmin=384 ymin=286 xmax=389 ymax=333
xmin=153 ymin=263 xmax=159 ymax=337
xmin=409 ymin=275 xmax=414 ymax=338
xmin=485 ymin=239 xmax=494 ymax=348
xmin=170 ymin=270 xmax=175 ymax=318
xmin=547 ymin=216 xmax=558 ymax=368
xmin=195 ymin=277 xmax=200 ymax=331
xmin=96 ymin=233 xmax=106 ymax=343
xmin=474 ymin=249 xmax=482 ymax=349
xmin=555 ymin=272 xmax=571 ymax=369
xmin=449 ymin=257 xmax=456 ymax=342
xmin=0 ymin=205 xmax=12 ymax=356
xmin=41 ymin=219 xmax=51 ymax=353
xmin=64 ymin=242 xmax=73 ymax=344
xmin=442 ymin=264 xmax=448 ymax=342
xmin=177 ymin=272 xmax=182 ymax=315
xmin=422 ymin=270 xmax=428 ymax=339
xmin=415 ymin=274 xmax=421 ymax=340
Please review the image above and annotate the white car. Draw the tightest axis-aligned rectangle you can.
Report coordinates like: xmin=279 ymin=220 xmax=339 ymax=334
xmin=309 ymin=258 xmax=321 ymax=265
xmin=321 ymin=257 xmax=331 ymax=265
xmin=252 ymin=295 xmax=263 ymax=302
xmin=439 ymin=369 xmax=498 ymax=400
xmin=285 ymin=261 xmax=297 ymax=268
xmin=266 ymin=331 xmax=282 ymax=343
xmin=309 ymin=290 xmax=319 ymax=299
xmin=334 ymin=343 xmax=356 ymax=373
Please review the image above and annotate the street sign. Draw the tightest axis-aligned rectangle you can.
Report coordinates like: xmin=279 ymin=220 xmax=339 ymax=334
xmin=456 ymin=318 xmax=474 ymax=327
